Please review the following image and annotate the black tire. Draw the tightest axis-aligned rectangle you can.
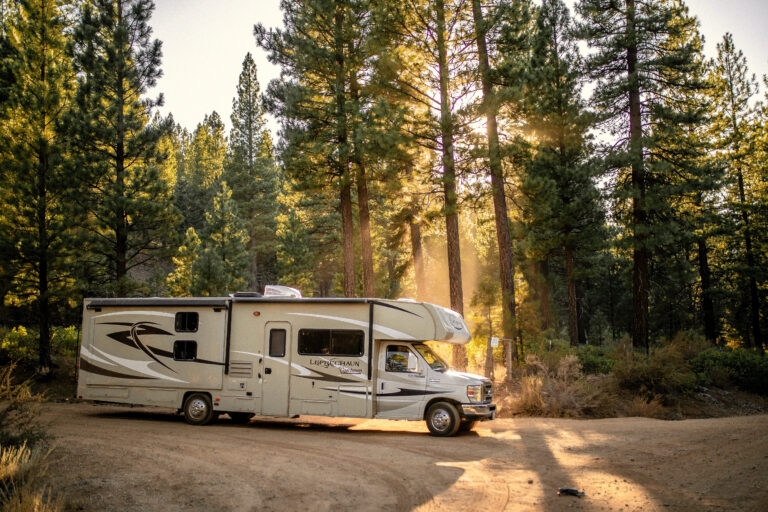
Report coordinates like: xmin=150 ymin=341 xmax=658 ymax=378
xmin=426 ymin=402 xmax=460 ymax=437
xmin=458 ymin=420 xmax=477 ymax=433
xmin=183 ymin=393 xmax=214 ymax=425
xmin=228 ymin=412 xmax=255 ymax=423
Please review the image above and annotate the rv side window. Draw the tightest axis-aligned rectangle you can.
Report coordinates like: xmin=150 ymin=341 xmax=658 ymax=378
xmin=269 ymin=329 xmax=286 ymax=357
xmin=298 ymin=329 xmax=364 ymax=356
xmin=386 ymin=345 xmax=419 ymax=373
xmin=175 ymin=312 xmax=198 ymax=332
xmin=174 ymin=340 xmax=197 ymax=360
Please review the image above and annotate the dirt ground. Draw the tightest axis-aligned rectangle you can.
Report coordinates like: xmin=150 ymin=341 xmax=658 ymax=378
xmin=43 ymin=403 xmax=767 ymax=512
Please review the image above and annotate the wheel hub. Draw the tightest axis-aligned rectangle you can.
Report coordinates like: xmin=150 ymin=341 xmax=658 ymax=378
xmin=431 ymin=409 xmax=451 ymax=431
xmin=188 ymin=398 xmax=207 ymax=420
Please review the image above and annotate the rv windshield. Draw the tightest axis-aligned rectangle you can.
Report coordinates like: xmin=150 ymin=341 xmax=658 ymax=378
xmin=413 ymin=343 xmax=448 ymax=372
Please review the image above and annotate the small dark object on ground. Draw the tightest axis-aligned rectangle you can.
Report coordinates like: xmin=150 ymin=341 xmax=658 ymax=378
xmin=558 ymin=487 xmax=585 ymax=498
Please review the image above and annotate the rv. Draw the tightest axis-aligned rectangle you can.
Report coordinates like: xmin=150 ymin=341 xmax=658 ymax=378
xmin=76 ymin=286 xmax=496 ymax=436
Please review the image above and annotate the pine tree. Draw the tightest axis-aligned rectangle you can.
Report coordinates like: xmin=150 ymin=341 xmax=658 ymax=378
xmin=190 ymin=182 xmax=250 ymax=296
xmin=175 ymin=112 xmax=227 ymax=232
xmin=470 ymin=0 xmax=524 ymax=377
xmin=224 ymin=53 xmax=279 ymax=292
xmin=0 ymin=0 xmax=75 ymax=370
xmin=709 ymin=33 xmax=764 ymax=350
xmin=69 ymin=0 xmax=177 ymax=295
xmin=576 ymin=0 xmax=702 ymax=351
xmin=165 ymin=227 xmax=201 ymax=296
xmin=256 ymin=0 xmax=362 ymax=297
xmin=649 ymin=17 xmax=722 ymax=342
xmin=521 ymin=0 xmax=604 ymax=347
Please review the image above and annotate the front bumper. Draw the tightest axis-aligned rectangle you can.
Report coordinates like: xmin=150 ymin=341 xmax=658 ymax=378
xmin=461 ymin=403 xmax=496 ymax=421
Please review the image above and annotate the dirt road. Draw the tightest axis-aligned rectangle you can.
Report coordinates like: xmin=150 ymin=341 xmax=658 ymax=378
xmin=44 ymin=403 xmax=767 ymax=511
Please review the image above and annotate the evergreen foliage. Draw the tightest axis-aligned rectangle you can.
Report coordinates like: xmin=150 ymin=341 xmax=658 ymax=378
xmin=575 ymin=0 xmax=704 ymax=351
xmin=224 ymin=53 xmax=279 ymax=292
xmin=68 ymin=0 xmax=178 ymax=296
xmin=0 ymin=0 xmax=76 ymax=369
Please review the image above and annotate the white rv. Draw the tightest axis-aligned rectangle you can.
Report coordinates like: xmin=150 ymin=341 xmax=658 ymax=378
xmin=76 ymin=287 xmax=496 ymax=436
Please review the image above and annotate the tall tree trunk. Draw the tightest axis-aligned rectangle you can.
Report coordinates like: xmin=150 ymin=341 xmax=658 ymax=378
xmin=696 ymin=236 xmax=717 ymax=343
xmin=340 ymin=181 xmax=355 ymax=297
xmin=736 ymin=168 xmax=763 ymax=350
xmin=626 ymin=0 xmax=649 ymax=354
xmin=471 ymin=0 xmax=517 ymax=378
xmin=409 ymin=217 xmax=426 ymax=301
xmin=37 ymin=11 xmax=51 ymax=371
xmin=334 ymin=1 xmax=354 ymax=297
xmin=538 ymin=259 xmax=551 ymax=331
xmin=435 ymin=0 xmax=466 ymax=370
xmin=356 ymin=164 xmax=374 ymax=296
xmin=564 ymin=242 xmax=579 ymax=347
xmin=351 ymin=77 xmax=375 ymax=297
xmin=37 ymin=146 xmax=51 ymax=371
xmin=115 ymin=1 xmax=127 ymax=296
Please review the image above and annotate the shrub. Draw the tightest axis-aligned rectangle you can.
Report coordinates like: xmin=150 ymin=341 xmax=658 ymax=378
xmin=0 ymin=328 xmax=36 ymax=364
xmin=509 ymin=355 xmax=612 ymax=417
xmin=0 ymin=365 xmax=45 ymax=448
xmin=0 ymin=326 xmax=80 ymax=364
xmin=0 ymin=443 xmax=60 ymax=512
xmin=622 ymin=395 xmax=666 ymax=419
xmin=577 ymin=345 xmax=615 ymax=374
xmin=50 ymin=327 xmax=79 ymax=358
xmin=612 ymin=342 xmax=698 ymax=398
xmin=691 ymin=348 xmax=768 ymax=395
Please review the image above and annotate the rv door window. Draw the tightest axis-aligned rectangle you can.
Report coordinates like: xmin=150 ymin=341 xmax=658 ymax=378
xmin=175 ymin=312 xmax=199 ymax=332
xmin=173 ymin=340 xmax=197 ymax=360
xmin=298 ymin=329 xmax=364 ymax=356
xmin=386 ymin=345 xmax=419 ymax=373
xmin=269 ymin=329 xmax=286 ymax=357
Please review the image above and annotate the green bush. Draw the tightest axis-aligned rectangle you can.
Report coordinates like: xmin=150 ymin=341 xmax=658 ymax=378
xmin=612 ymin=344 xmax=697 ymax=397
xmin=50 ymin=327 xmax=79 ymax=357
xmin=691 ymin=348 xmax=768 ymax=395
xmin=577 ymin=345 xmax=615 ymax=374
xmin=0 ymin=328 xmax=36 ymax=363
xmin=0 ymin=326 xmax=80 ymax=363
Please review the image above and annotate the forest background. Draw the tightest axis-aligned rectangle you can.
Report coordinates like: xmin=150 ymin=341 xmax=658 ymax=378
xmin=0 ymin=0 xmax=767 ymax=394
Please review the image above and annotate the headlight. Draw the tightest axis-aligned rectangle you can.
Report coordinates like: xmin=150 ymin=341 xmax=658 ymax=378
xmin=467 ymin=385 xmax=482 ymax=403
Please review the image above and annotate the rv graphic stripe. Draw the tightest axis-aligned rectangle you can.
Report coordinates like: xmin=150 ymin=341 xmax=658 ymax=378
xmin=79 ymin=359 xmax=153 ymax=380
xmin=339 ymin=388 xmax=445 ymax=397
xmin=148 ymin=347 xmax=224 ymax=366
xmin=371 ymin=301 xmax=423 ymax=318
xmin=294 ymin=368 xmax=358 ymax=383
xmin=100 ymin=322 xmax=177 ymax=372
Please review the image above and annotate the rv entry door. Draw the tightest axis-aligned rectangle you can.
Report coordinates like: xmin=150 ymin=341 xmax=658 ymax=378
xmin=261 ymin=322 xmax=292 ymax=416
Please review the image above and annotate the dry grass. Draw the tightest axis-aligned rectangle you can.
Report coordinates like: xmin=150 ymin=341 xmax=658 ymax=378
xmin=621 ymin=396 xmax=667 ymax=419
xmin=504 ymin=355 xmax=614 ymax=418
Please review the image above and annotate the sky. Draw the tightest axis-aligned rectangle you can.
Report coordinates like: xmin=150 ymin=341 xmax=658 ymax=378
xmin=147 ymin=0 xmax=768 ymax=136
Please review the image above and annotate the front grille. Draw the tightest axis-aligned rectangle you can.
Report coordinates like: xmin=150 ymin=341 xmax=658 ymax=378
xmin=483 ymin=382 xmax=493 ymax=403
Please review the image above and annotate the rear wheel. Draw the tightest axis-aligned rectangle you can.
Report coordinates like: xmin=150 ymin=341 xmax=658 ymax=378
xmin=426 ymin=402 xmax=460 ymax=437
xmin=183 ymin=393 xmax=214 ymax=425
xmin=228 ymin=412 xmax=255 ymax=423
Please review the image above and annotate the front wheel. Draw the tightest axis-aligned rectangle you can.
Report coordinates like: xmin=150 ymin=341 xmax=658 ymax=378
xmin=183 ymin=393 xmax=214 ymax=425
xmin=426 ymin=402 xmax=460 ymax=437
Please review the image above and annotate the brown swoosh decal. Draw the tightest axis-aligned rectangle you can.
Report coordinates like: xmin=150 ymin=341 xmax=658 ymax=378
xmin=80 ymin=359 xmax=153 ymax=380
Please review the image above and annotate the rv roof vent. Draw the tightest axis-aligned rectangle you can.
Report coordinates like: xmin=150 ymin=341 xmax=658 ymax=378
xmin=263 ymin=285 xmax=302 ymax=298
xmin=232 ymin=291 xmax=263 ymax=297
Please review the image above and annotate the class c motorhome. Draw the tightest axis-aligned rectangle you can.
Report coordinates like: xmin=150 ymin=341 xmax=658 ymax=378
xmin=76 ymin=286 xmax=496 ymax=436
